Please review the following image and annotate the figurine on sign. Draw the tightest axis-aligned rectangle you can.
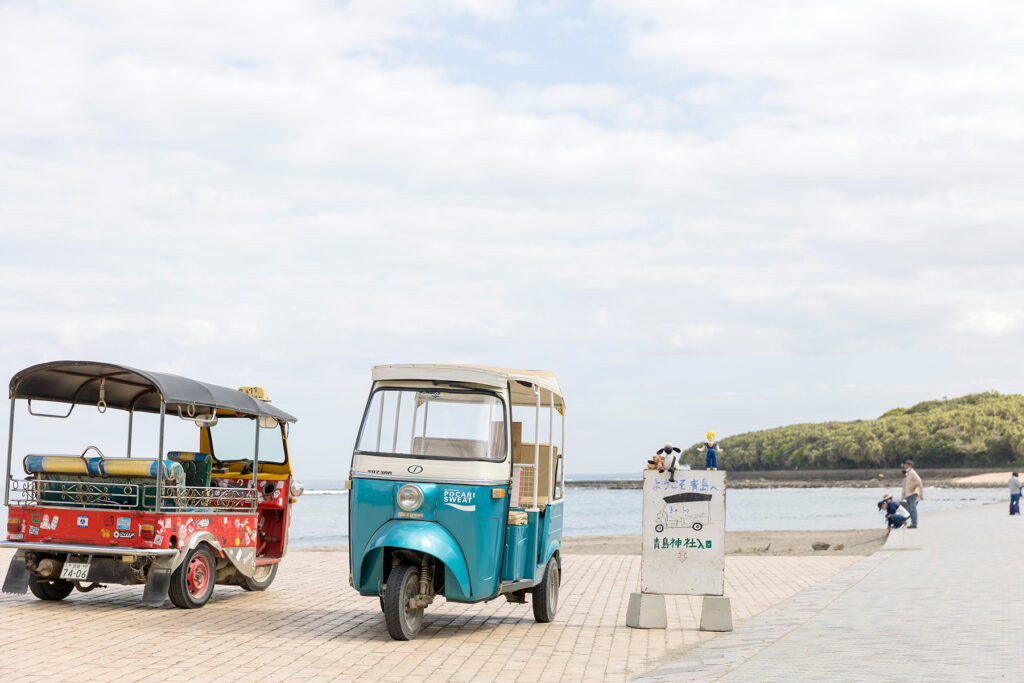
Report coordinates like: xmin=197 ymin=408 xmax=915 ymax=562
xmin=651 ymin=443 xmax=682 ymax=482
xmin=697 ymin=431 xmax=722 ymax=470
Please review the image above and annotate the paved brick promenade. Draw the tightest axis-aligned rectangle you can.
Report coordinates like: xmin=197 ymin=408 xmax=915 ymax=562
xmin=640 ymin=503 xmax=1023 ymax=681
xmin=0 ymin=546 xmax=855 ymax=681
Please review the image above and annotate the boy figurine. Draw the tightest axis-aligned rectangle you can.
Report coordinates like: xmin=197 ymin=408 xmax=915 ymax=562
xmin=697 ymin=431 xmax=723 ymax=470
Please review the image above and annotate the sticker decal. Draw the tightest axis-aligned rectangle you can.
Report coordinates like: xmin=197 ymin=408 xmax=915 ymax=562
xmin=28 ymin=525 xmax=39 ymax=536
xmin=113 ymin=530 xmax=135 ymax=539
xmin=442 ymin=489 xmax=476 ymax=511
xmin=77 ymin=516 xmax=89 ymax=529
xmin=116 ymin=517 xmax=131 ymax=530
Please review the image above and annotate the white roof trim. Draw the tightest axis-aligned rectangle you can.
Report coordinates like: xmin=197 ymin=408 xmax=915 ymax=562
xmin=372 ymin=364 xmax=564 ymax=407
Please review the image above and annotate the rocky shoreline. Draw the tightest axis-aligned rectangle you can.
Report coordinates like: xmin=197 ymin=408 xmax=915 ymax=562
xmin=567 ymin=467 xmax=1014 ymax=490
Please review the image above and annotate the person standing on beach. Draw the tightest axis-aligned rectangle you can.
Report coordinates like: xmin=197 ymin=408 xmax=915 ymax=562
xmin=1008 ymin=472 xmax=1021 ymax=516
xmin=901 ymin=459 xmax=923 ymax=528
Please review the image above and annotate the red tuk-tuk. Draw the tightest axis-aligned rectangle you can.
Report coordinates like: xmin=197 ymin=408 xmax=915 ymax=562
xmin=1 ymin=361 xmax=301 ymax=608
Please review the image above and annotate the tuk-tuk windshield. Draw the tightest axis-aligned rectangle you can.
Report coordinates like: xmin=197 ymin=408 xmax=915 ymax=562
xmin=209 ymin=416 xmax=287 ymax=464
xmin=356 ymin=388 xmax=506 ymax=461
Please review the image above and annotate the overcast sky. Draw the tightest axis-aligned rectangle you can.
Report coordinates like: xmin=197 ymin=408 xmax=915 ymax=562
xmin=2 ymin=1 xmax=1023 ymax=478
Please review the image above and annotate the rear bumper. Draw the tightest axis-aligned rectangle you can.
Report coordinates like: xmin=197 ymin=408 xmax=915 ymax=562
xmin=0 ymin=541 xmax=177 ymax=557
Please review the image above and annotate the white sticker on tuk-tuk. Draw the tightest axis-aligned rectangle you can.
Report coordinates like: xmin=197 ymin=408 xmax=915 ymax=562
xmin=442 ymin=489 xmax=476 ymax=512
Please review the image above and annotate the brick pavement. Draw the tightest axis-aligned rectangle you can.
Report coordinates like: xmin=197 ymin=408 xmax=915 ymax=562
xmin=639 ymin=503 xmax=1024 ymax=682
xmin=0 ymin=547 xmax=855 ymax=681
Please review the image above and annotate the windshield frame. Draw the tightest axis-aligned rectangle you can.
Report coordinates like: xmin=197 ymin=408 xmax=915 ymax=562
xmin=206 ymin=415 xmax=289 ymax=465
xmin=353 ymin=385 xmax=509 ymax=462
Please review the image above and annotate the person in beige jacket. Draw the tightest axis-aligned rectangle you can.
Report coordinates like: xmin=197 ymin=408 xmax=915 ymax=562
xmin=901 ymin=459 xmax=923 ymax=528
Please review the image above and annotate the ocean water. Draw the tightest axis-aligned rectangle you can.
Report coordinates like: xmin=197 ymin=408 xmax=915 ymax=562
xmin=289 ymin=483 xmax=1007 ymax=547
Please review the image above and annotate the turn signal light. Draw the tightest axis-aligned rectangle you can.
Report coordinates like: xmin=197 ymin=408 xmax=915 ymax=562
xmin=140 ymin=524 xmax=156 ymax=540
xmin=7 ymin=518 xmax=22 ymax=534
xmin=491 ymin=488 xmax=506 ymax=499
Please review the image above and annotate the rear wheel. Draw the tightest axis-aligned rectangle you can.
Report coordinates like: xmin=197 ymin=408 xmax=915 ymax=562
xmin=242 ymin=563 xmax=278 ymax=591
xmin=532 ymin=556 xmax=559 ymax=623
xmin=27 ymin=574 xmax=74 ymax=601
xmin=169 ymin=545 xmax=216 ymax=609
xmin=383 ymin=563 xmax=424 ymax=640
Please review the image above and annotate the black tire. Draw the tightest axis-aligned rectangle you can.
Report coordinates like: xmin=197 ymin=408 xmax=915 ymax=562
xmin=532 ymin=556 xmax=559 ymax=623
xmin=168 ymin=545 xmax=216 ymax=609
xmin=27 ymin=574 xmax=74 ymax=601
xmin=383 ymin=563 xmax=424 ymax=640
xmin=241 ymin=563 xmax=278 ymax=591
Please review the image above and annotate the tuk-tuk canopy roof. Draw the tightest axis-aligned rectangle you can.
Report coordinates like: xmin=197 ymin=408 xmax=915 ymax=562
xmin=372 ymin=364 xmax=565 ymax=409
xmin=9 ymin=360 xmax=297 ymax=422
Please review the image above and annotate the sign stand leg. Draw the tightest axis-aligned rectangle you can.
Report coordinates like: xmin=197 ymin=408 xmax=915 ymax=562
xmin=626 ymin=591 xmax=667 ymax=629
xmin=699 ymin=595 xmax=733 ymax=631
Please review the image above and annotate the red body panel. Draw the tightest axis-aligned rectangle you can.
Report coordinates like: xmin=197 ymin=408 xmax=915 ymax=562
xmin=7 ymin=507 xmax=258 ymax=551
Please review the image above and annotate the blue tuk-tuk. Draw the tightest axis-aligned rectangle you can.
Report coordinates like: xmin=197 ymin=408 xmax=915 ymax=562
xmin=347 ymin=364 xmax=566 ymax=640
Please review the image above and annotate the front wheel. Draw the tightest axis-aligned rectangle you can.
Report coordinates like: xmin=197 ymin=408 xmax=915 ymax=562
xmin=532 ymin=556 xmax=560 ymax=623
xmin=28 ymin=574 xmax=74 ymax=601
xmin=242 ymin=563 xmax=278 ymax=591
xmin=169 ymin=545 xmax=216 ymax=609
xmin=383 ymin=563 xmax=424 ymax=640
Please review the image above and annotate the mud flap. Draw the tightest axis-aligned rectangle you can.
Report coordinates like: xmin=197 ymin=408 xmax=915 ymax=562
xmin=142 ymin=568 xmax=171 ymax=607
xmin=2 ymin=551 xmax=29 ymax=594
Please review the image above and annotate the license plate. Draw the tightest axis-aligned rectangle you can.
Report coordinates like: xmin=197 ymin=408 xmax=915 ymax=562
xmin=60 ymin=560 xmax=91 ymax=581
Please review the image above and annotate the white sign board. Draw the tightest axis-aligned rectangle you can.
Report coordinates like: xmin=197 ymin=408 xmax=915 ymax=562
xmin=640 ymin=469 xmax=725 ymax=596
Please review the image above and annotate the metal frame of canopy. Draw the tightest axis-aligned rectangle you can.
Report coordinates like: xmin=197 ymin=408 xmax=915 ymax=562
xmin=5 ymin=360 xmax=297 ymax=511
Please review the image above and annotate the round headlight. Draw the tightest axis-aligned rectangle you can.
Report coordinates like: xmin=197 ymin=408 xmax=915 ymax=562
xmin=397 ymin=484 xmax=424 ymax=511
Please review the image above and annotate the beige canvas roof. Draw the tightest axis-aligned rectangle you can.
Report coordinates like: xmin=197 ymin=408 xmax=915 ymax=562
xmin=372 ymin=364 xmax=564 ymax=409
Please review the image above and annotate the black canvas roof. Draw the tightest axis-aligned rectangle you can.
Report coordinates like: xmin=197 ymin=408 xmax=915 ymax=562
xmin=9 ymin=360 xmax=296 ymax=422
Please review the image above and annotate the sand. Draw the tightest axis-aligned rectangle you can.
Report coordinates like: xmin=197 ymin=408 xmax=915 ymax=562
xmin=562 ymin=529 xmax=886 ymax=556
xmin=951 ymin=471 xmax=1016 ymax=486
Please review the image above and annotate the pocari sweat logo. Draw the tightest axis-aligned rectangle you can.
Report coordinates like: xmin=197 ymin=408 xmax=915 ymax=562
xmin=442 ymin=489 xmax=476 ymax=512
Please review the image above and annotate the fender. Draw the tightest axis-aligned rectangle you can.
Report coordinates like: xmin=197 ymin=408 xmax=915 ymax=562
xmin=362 ymin=520 xmax=472 ymax=597
xmin=541 ymin=539 xmax=561 ymax=571
xmin=173 ymin=531 xmax=257 ymax=578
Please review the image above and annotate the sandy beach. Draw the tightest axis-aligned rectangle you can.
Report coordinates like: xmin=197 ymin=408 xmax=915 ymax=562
xmin=302 ymin=529 xmax=886 ymax=557
xmin=562 ymin=529 xmax=885 ymax=556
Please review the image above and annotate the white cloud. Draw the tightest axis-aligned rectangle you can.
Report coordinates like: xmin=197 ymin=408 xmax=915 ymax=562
xmin=2 ymin=1 xmax=1024 ymax=474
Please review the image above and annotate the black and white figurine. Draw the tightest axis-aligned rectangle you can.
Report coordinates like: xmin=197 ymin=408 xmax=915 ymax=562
xmin=657 ymin=442 xmax=682 ymax=482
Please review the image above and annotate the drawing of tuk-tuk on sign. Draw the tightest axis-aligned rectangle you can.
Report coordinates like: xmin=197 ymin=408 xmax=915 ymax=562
xmin=653 ymin=492 xmax=712 ymax=533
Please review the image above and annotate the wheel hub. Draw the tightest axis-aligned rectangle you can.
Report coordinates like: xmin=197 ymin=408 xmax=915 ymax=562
xmin=186 ymin=554 xmax=211 ymax=596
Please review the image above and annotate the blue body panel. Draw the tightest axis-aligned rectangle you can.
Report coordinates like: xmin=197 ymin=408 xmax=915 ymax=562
xmin=349 ymin=477 xmax=510 ymax=602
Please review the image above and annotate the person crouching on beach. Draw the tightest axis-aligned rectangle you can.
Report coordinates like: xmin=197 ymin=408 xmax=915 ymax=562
xmin=697 ymin=432 xmax=722 ymax=471
xmin=1009 ymin=472 xmax=1021 ymax=516
xmin=879 ymin=497 xmax=909 ymax=537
